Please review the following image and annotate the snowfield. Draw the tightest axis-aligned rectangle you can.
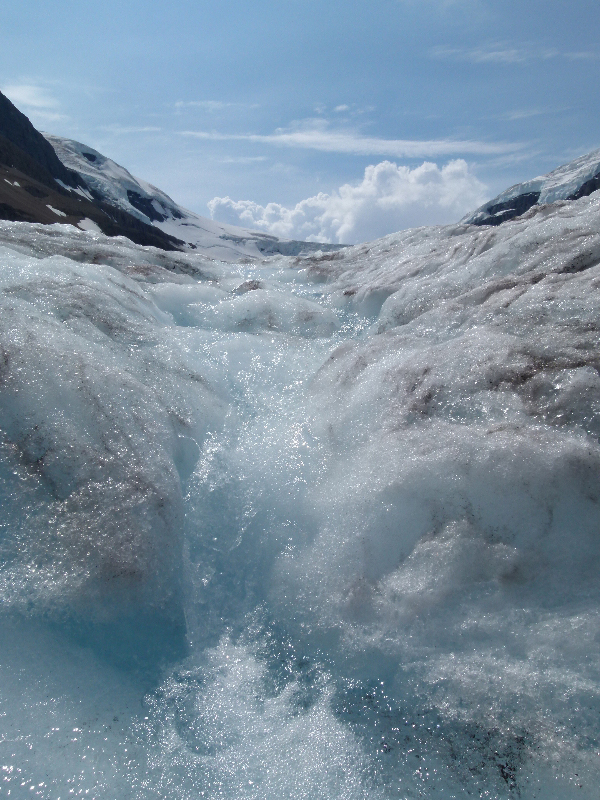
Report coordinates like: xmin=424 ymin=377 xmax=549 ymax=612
xmin=0 ymin=180 xmax=600 ymax=798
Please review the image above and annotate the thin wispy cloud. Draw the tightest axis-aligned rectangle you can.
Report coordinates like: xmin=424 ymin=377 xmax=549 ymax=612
xmin=499 ymin=106 xmax=569 ymax=122
xmin=332 ymin=103 xmax=376 ymax=117
xmin=1 ymin=83 xmax=59 ymax=109
xmin=101 ymin=124 xmax=162 ymax=134
xmin=315 ymin=103 xmax=375 ymax=117
xmin=23 ymin=110 xmax=66 ymax=124
xmin=175 ymin=100 xmax=260 ymax=111
xmin=502 ymin=108 xmax=549 ymax=121
xmin=220 ymin=156 xmax=269 ymax=164
xmin=180 ymin=121 xmax=521 ymax=159
xmin=0 ymin=83 xmax=67 ymax=124
xmin=431 ymin=43 xmax=600 ymax=65
xmin=477 ymin=150 xmax=544 ymax=170
xmin=431 ymin=44 xmax=555 ymax=64
xmin=565 ymin=51 xmax=600 ymax=61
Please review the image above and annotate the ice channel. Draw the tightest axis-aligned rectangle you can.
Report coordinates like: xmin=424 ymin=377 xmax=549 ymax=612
xmin=1 ymin=198 xmax=600 ymax=798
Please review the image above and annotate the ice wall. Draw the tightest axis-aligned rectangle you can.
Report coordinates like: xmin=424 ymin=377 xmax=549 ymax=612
xmin=0 ymin=195 xmax=600 ymax=799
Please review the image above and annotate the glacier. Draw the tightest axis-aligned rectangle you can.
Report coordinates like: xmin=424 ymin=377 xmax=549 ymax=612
xmin=462 ymin=148 xmax=600 ymax=226
xmin=44 ymin=135 xmax=344 ymax=260
xmin=0 ymin=179 xmax=600 ymax=799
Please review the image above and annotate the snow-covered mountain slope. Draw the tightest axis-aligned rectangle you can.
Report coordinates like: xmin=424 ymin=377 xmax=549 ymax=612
xmin=45 ymin=134 xmax=342 ymax=261
xmin=0 ymin=90 xmax=187 ymax=250
xmin=1 ymin=181 xmax=600 ymax=798
xmin=463 ymin=147 xmax=600 ymax=226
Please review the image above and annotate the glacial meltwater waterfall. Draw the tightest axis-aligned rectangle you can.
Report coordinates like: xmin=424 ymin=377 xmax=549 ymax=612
xmin=1 ymin=194 xmax=600 ymax=798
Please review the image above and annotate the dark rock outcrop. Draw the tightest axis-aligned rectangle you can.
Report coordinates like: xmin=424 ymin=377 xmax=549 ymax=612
xmin=0 ymin=92 xmax=81 ymax=189
xmin=567 ymin=170 xmax=600 ymax=202
xmin=464 ymin=149 xmax=600 ymax=228
xmin=0 ymin=133 xmax=69 ymax=190
xmin=127 ymin=189 xmax=168 ymax=222
xmin=469 ymin=192 xmax=542 ymax=227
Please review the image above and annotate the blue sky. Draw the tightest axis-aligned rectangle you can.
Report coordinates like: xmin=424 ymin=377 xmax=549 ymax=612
xmin=2 ymin=0 xmax=600 ymax=243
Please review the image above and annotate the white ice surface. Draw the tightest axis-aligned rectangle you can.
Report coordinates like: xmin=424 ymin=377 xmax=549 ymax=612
xmin=1 ymin=189 xmax=600 ymax=798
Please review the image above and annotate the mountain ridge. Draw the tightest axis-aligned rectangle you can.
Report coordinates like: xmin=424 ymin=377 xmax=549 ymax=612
xmin=0 ymin=89 xmax=342 ymax=260
xmin=0 ymin=90 xmax=187 ymax=251
xmin=0 ymin=90 xmax=81 ymax=190
xmin=2 ymin=88 xmax=600 ymax=254
xmin=463 ymin=147 xmax=600 ymax=226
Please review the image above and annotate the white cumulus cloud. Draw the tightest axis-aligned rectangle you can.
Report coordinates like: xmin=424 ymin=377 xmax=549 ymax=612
xmin=208 ymin=159 xmax=488 ymax=244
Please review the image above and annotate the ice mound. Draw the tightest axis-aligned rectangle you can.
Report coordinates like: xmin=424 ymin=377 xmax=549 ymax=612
xmin=149 ymin=281 xmax=339 ymax=336
xmin=0 ymin=239 xmax=228 ymax=667
xmin=1 ymin=186 xmax=600 ymax=798
xmin=268 ymin=191 xmax=600 ymax=795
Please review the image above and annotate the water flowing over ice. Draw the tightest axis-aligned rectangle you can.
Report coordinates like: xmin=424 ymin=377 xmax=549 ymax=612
xmin=1 ymin=192 xmax=600 ymax=799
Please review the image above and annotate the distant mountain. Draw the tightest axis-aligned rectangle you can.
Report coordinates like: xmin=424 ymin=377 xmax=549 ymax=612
xmin=0 ymin=91 xmax=81 ymax=190
xmin=0 ymin=90 xmax=340 ymax=259
xmin=44 ymin=135 xmax=341 ymax=261
xmin=463 ymin=148 xmax=600 ymax=226
xmin=7 ymin=85 xmax=600 ymax=251
xmin=0 ymin=91 xmax=186 ymax=250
